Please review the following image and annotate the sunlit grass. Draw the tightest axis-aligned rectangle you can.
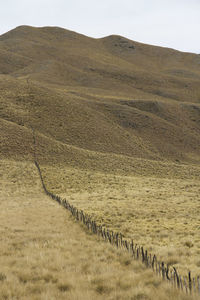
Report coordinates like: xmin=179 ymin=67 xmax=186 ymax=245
xmin=0 ymin=159 xmax=199 ymax=299
xmin=42 ymin=163 xmax=200 ymax=277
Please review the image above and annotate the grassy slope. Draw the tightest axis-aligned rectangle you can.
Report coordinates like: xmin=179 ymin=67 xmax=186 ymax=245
xmin=42 ymin=164 xmax=200 ymax=277
xmin=0 ymin=25 xmax=200 ymax=165
xmin=0 ymin=159 xmax=198 ymax=300
xmin=1 ymin=26 xmax=200 ymax=299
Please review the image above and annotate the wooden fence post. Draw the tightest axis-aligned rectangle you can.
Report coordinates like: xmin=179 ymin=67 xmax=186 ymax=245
xmin=141 ymin=247 xmax=144 ymax=262
xmin=161 ymin=262 xmax=165 ymax=280
xmin=152 ymin=255 xmax=156 ymax=271
xmin=136 ymin=247 xmax=139 ymax=259
xmin=145 ymin=250 xmax=148 ymax=267
xmin=166 ymin=264 xmax=170 ymax=280
xmin=173 ymin=267 xmax=180 ymax=288
xmin=188 ymin=271 xmax=192 ymax=294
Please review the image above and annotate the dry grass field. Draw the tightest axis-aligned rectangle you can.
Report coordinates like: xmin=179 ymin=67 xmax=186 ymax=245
xmin=41 ymin=162 xmax=200 ymax=278
xmin=1 ymin=26 xmax=200 ymax=299
xmin=1 ymin=159 xmax=199 ymax=300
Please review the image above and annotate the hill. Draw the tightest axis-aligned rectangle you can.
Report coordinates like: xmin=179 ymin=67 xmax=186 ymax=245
xmin=0 ymin=25 xmax=200 ymax=169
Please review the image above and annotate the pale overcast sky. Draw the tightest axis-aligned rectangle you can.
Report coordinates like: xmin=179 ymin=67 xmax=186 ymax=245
xmin=0 ymin=0 xmax=200 ymax=53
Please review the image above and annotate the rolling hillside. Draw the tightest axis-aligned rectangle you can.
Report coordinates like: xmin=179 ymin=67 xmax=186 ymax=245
xmin=1 ymin=25 xmax=200 ymax=300
xmin=0 ymin=25 xmax=200 ymax=169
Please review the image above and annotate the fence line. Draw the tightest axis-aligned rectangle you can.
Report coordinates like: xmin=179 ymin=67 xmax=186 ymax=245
xmin=32 ymin=130 xmax=200 ymax=297
xmin=34 ymin=160 xmax=200 ymax=296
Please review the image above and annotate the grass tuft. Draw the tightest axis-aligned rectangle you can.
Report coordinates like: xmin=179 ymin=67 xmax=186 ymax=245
xmin=58 ymin=283 xmax=72 ymax=292
xmin=0 ymin=273 xmax=6 ymax=281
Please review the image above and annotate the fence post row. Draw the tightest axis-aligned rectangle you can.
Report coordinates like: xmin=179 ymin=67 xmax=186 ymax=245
xmin=33 ymin=157 xmax=199 ymax=296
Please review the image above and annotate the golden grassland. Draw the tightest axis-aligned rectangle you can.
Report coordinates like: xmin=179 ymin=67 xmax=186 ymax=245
xmin=41 ymin=162 xmax=200 ymax=278
xmin=1 ymin=26 xmax=200 ymax=299
xmin=0 ymin=159 xmax=199 ymax=300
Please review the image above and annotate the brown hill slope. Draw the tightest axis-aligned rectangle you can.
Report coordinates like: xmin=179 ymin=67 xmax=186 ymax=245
xmin=0 ymin=26 xmax=200 ymax=169
xmin=1 ymin=25 xmax=200 ymax=102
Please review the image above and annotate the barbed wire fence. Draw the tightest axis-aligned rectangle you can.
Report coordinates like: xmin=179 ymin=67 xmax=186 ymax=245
xmin=32 ymin=129 xmax=200 ymax=297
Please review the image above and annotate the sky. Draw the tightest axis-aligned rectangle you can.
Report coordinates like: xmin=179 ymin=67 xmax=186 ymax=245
xmin=0 ymin=0 xmax=200 ymax=53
